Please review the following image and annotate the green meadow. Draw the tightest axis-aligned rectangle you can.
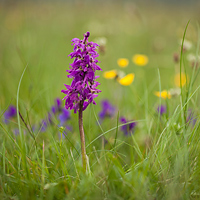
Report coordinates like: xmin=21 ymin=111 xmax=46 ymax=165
xmin=0 ymin=1 xmax=200 ymax=199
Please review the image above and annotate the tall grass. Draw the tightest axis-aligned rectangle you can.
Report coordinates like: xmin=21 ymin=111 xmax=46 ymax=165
xmin=0 ymin=1 xmax=200 ymax=199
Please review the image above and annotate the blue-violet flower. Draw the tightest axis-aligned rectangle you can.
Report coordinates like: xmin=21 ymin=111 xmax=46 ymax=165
xmin=59 ymin=108 xmax=70 ymax=125
xmin=99 ymin=99 xmax=115 ymax=120
xmin=186 ymin=109 xmax=197 ymax=126
xmin=157 ymin=105 xmax=166 ymax=115
xmin=51 ymin=98 xmax=62 ymax=114
xmin=120 ymin=117 xmax=137 ymax=136
xmin=4 ymin=105 xmax=17 ymax=124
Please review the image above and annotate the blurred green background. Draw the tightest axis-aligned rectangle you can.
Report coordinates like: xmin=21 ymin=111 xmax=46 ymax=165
xmin=0 ymin=0 xmax=200 ymax=119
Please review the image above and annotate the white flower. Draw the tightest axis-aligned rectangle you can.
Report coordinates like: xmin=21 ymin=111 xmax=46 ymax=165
xmin=187 ymin=53 xmax=200 ymax=62
xmin=179 ymin=39 xmax=192 ymax=51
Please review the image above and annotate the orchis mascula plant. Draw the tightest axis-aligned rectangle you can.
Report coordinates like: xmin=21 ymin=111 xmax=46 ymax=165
xmin=61 ymin=31 xmax=101 ymax=172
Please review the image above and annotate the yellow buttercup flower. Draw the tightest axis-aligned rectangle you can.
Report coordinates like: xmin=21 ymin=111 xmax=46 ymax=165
xmin=117 ymin=58 xmax=129 ymax=68
xmin=154 ymin=90 xmax=171 ymax=99
xmin=103 ymin=70 xmax=117 ymax=79
xmin=132 ymin=54 xmax=148 ymax=66
xmin=174 ymin=73 xmax=188 ymax=87
xmin=118 ymin=73 xmax=135 ymax=86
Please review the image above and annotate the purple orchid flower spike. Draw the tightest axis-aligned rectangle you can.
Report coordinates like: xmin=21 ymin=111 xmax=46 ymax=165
xmin=61 ymin=31 xmax=102 ymax=113
xmin=120 ymin=117 xmax=137 ymax=136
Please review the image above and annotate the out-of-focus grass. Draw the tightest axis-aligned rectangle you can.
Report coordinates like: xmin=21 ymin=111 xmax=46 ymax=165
xmin=0 ymin=1 xmax=200 ymax=199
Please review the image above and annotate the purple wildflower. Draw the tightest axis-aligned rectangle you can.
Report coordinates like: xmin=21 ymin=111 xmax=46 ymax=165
xmin=157 ymin=105 xmax=166 ymax=115
xmin=51 ymin=98 xmax=62 ymax=114
xmin=39 ymin=112 xmax=53 ymax=133
xmin=40 ymin=120 xmax=48 ymax=132
xmin=31 ymin=125 xmax=36 ymax=133
xmin=99 ymin=99 xmax=116 ymax=120
xmin=13 ymin=129 xmax=26 ymax=136
xmin=13 ymin=128 xmax=19 ymax=136
xmin=186 ymin=110 xmax=197 ymax=126
xmin=120 ymin=117 xmax=137 ymax=136
xmin=61 ymin=31 xmax=102 ymax=113
xmin=4 ymin=105 xmax=17 ymax=124
xmin=59 ymin=108 xmax=70 ymax=125
xmin=47 ymin=112 xmax=53 ymax=124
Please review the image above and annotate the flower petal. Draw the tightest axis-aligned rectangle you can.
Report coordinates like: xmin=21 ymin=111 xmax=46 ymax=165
xmin=118 ymin=73 xmax=135 ymax=86
xmin=103 ymin=70 xmax=117 ymax=79
xmin=117 ymin=58 xmax=129 ymax=68
xmin=132 ymin=54 xmax=148 ymax=66
xmin=174 ymin=73 xmax=188 ymax=87
xmin=154 ymin=90 xmax=171 ymax=99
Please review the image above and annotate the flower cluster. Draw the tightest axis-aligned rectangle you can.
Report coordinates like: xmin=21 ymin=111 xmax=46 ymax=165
xmin=1 ymin=98 xmax=71 ymax=139
xmin=61 ymin=32 xmax=102 ymax=113
xmin=103 ymin=54 xmax=149 ymax=86
xmin=40 ymin=98 xmax=71 ymax=132
xmin=97 ymin=100 xmax=137 ymax=136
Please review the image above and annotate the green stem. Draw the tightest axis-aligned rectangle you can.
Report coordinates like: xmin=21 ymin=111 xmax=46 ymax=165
xmin=79 ymin=101 xmax=87 ymax=173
